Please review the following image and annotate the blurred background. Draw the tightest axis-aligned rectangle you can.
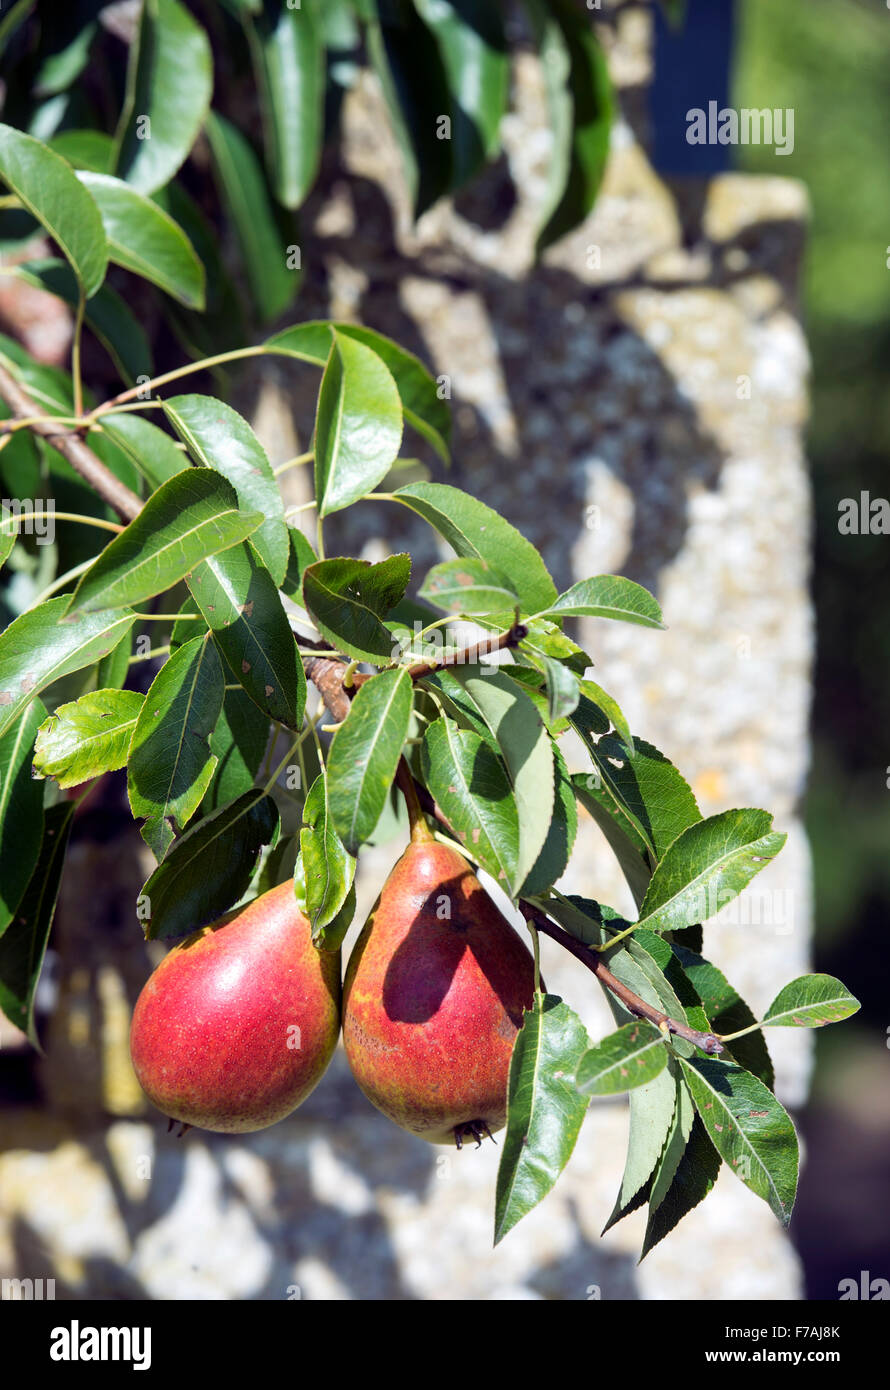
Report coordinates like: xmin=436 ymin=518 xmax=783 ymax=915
xmin=0 ymin=0 xmax=886 ymax=1300
xmin=736 ymin=0 xmax=890 ymax=1299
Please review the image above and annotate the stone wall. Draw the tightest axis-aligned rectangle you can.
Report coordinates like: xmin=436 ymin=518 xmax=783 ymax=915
xmin=0 ymin=4 xmax=813 ymax=1299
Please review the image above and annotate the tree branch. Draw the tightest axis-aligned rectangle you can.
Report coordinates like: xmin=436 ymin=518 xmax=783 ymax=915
xmin=0 ymin=363 xmax=143 ymax=522
xmin=523 ymin=904 xmax=724 ymax=1056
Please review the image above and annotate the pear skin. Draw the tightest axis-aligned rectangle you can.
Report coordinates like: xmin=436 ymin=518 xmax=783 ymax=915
xmin=343 ymin=836 xmax=535 ymax=1145
xmin=130 ymin=883 xmax=341 ymax=1133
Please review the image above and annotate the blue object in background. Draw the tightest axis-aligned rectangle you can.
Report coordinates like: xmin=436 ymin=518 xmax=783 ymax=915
xmin=651 ymin=0 xmax=736 ymax=175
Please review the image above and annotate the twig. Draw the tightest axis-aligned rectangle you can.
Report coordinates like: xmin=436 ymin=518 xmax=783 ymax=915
xmin=406 ymin=622 xmax=527 ymax=681
xmin=0 ymin=363 xmax=142 ymax=522
xmin=523 ymin=904 xmax=724 ymax=1056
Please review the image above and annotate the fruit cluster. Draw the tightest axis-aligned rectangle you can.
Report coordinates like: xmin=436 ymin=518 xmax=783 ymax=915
xmin=130 ymin=814 xmax=534 ymax=1145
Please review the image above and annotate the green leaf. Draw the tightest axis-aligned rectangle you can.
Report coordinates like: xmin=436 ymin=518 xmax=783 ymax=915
xmin=280 ymin=525 xmax=317 ymax=603
xmin=187 ymin=541 xmax=305 ymax=730
xmin=648 ymin=1072 xmax=696 ymax=1215
xmin=0 ymin=801 xmax=74 ymax=1046
xmin=67 ymin=470 xmax=263 ymax=615
xmin=76 ymin=171 xmax=204 ymax=309
xmin=114 ymin=0 xmax=212 ymax=194
xmin=0 ymin=599 xmax=137 ymax=740
xmin=640 ymin=1114 xmax=721 ymax=1257
xmin=536 ymin=574 xmax=664 ymax=629
xmin=420 ymin=716 xmax=519 ymax=893
xmin=521 ymin=741 xmax=577 ymax=898
xmin=413 ymin=0 xmax=508 ymax=185
xmin=494 ymin=992 xmax=590 ymax=1244
xmin=526 ymin=0 xmax=613 ymax=254
xmin=537 ymin=655 xmax=580 ymax=723
xmin=299 ymin=772 xmax=356 ymax=938
xmin=164 ymin=394 xmax=288 ymax=585
xmin=203 ymin=687 xmax=270 ymax=813
xmin=577 ymin=1020 xmax=668 ymax=1097
xmin=418 ymin=557 xmax=519 ymax=617
xmin=314 ymin=329 xmax=403 ymax=517
xmin=365 ymin=0 xmax=453 ymax=216
xmin=680 ymin=1055 xmax=799 ymax=1225
xmin=761 ymin=974 xmax=861 ymax=1029
xmin=394 ymin=482 xmax=557 ymax=616
xmin=581 ymin=734 xmax=701 ymax=862
xmin=128 ymin=634 xmax=225 ymax=839
xmin=302 ymin=555 xmax=409 ymax=664
xmin=141 ymin=790 xmax=280 ymax=940
xmin=205 ymin=110 xmax=297 ymax=323
xmin=326 ymin=667 xmax=413 ymax=854
xmin=672 ymin=942 xmax=774 ymax=1087
xmin=96 ymin=414 xmax=188 ymax=491
xmin=0 ymin=122 xmax=107 ymax=296
xmin=49 ymin=129 xmax=114 ymax=174
xmin=245 ymin=0 xmax=325 ymax=208
xmin=265 ymin=320 xmax=451 ymax=461
xmin=636 ymin=808 xmax=787 ymax=935
xmin=6 ymin=258 xmax=152 ymax=384
xmin=96 ymin=627 xmax=133 ymax=691
xmin=0 ymin=698 xmax=45 ymax=936
xmin=575 ymin=677 xmax=632 ymax=748
xmin=451 ymin=668 xmax=554 ymax=895
xmin=33 ymin=688 xmax=143 ymax=790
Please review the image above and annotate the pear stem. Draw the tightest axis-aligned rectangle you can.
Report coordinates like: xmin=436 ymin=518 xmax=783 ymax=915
xmin=396 ymin=757 xmax=433 ymax=843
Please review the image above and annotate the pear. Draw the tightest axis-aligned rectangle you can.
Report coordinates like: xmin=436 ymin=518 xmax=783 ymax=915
xmin=130 ymin=883 xmax=340 ymax=1133
xmin=342 ymin=829 xmax=535 ymax=1146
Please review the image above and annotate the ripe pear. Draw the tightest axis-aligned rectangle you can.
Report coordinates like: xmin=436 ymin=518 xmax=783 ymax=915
xmin=130 ymin=883 xmax=340 ymax=1133
xmin=342 ymin=828 xmax=535 ymax=1146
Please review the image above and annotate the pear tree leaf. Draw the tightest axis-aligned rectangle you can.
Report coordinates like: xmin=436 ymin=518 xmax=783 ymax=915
xmin=205 ymin=110 xmax=297 ymax=323
xmin=96 ymin=414 xmax=188 ymax=491
xmin=280 ymin=525 xmax=317 ymax=604
xmin=326 ymin=667 xmax=413 ymax=854
xmin=0 ymin=599 xmax=137 ymax=740
xmin=680 ymin=1055 xmax=799 ymax=1225
xmin=164 ymin=394 xmax=288 ymax=585
xmin=33 ymin=688 xmax=143 ymax=790
xmin=582 ymin=734 xmax=701 ymax=863
xmin=314 ymin=329 xmax=403 ymax=517
xmin=575 ymin=677 xmax=633 ymax=748
xmin=520 ymin=741 xmax=577 ymax=898
xmin=571 ymin=772 xmax=652 ymax=912
xmin=648 ymin=1071 xmax=696 ymax=1216
xmin=418 ymin=557 xmax=519 ymax=617
xmin=394 ymin=482 xmax=557 ymax=616
xmin=0 ymin=122 xmax=107 ymax=296
xmin=0 ymin=801 xmax=75 ymax=1047
xmin=536 ymin=574 xmax=664 ymax=629
xmin=67 ymin=470 xmax=263 ymax=615
xmin=266 ymin=320 xmax=450 ymax=462
xmin=187 ymin=540 xmax=305 ymax=730
xmin=420 ymin=715 xmax=519 ymax=893
xmin=114 ymin=0 xmax=213 ymax=194
xmin=141 ymin=790 xmax=280 ymax=940
xmin=761 ymin=974 xmax=861 ymax=1029
xmin=414 ymin=0 xmax=508 ymax=185
xmin=127 ymin=633 xmax=225 ymax=836
xmin=636 ymin=809 xmax=787 ymax=935
xmin=577 ymin=1019 xmax=668 ymax=1097
xmin=640 ymin=1114 xmax=721 ymax=1258
xmin=76 ymin=172 xmax=205 ymax=308
xmin=0 ymin=698 xmax=45 ymax=936
xmin=298 ymin=772 xmax=356 ymax=939
xmin=494 ymin=992 xmax=590 ymax=1244
xmin=244 ymin=0 xmax=325 ymax=208
xmin=452 ymin=668 xmax=554 ymax=895
xmin=302 ymin=555 xmax=410 ymax=663
xmin=203 ymin=687 xmax=270 ymax=813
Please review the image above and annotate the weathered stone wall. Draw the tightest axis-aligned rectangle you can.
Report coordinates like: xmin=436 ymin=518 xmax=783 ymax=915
xmin=0 ymin=5 xmax=813 ymax=1299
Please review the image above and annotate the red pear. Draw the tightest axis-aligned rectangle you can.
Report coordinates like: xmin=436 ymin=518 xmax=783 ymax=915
xmin=130 ymin=882 xmax=340 ymax=1133
xmin=342 ymin=832 xmax=535 ymax=1146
